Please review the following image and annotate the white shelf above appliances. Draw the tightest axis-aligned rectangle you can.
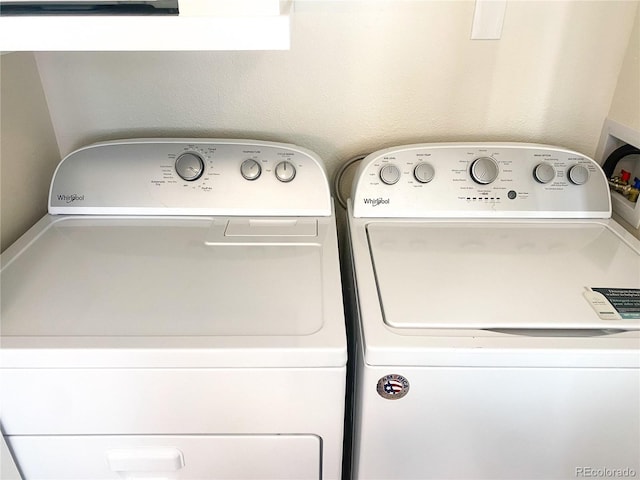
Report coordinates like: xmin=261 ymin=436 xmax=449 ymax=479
xmin=0 ymin=0 xmax=291 ymax=51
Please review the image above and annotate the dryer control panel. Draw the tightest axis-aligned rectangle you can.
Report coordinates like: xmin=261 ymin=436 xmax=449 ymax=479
xmin=49 ymin=139 xmax=331 ymax=216
xmin=351 ymin=143 xmax=611 ymax=218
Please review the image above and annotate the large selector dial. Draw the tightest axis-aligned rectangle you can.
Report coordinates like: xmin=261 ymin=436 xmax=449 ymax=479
xmin=533 ymin=162 xmax=556 ymax=184
xmin=568 ymin=164 xmax=589 ymax=185
xmin=275 ymin=161 xmax=296 ymax=182
xmin=470 ymin=157 xmax=499 ymax=185
xmin=175 ymin=152 xmax=204 ymax=181
xmin=379 ymin=164 xmax=401 ymax=185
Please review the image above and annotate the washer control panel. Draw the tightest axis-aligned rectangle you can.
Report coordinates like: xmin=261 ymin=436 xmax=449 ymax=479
xmin=49 ymin=139 xmax=331 ymax=216
xmin=352 ymin=143 xmax=611 ymax=218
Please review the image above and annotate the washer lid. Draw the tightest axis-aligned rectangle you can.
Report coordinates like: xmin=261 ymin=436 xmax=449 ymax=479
xmin=1 ymin=216 xmax=345 ymax=368
xmin=367 ymin=222 xmax=640 ymax=330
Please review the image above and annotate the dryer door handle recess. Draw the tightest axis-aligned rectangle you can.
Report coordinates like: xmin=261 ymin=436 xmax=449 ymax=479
xmin=107 ymin=447 xmax=185 ymax=473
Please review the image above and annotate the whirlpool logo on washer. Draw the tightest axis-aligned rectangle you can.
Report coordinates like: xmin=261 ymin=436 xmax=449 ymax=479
xmin=57 ymin=194 xmax=85 ymax=203
xmin=377 ymin=374 xmax=410 ymax=400
xmin=363 ymin=197 xmax=390 ymax=207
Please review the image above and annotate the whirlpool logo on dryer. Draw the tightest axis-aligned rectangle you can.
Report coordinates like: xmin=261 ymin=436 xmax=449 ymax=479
xmin=363 ymin=197 xmax=390 ymax=207
xmin=57 ymin=193 xmax=85 ymax=203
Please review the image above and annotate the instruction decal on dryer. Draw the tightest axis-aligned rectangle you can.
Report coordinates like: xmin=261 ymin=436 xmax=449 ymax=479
xmin=584 ymin=288 xmax=640 ymax=320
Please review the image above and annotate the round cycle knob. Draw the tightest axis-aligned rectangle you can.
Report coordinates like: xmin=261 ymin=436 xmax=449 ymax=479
xmin=414 ymin=162 xmax=435 ymax=184
xmin=380 ymin=164 xmax=401 ymax=185
xmin=470 ymin=157 xmax=499 ymax=185
xmin=568 ymin=165 xmax=589 ymax=185
xmin=275 ymin=161 xmax=296 ymax=183
xmin=175 ymin=152 xmax=204 ymax=181
xmin=533 ymin=162 xmax=556 ymax=184
xmin=241 ymin=159 xmax=262 ymax=181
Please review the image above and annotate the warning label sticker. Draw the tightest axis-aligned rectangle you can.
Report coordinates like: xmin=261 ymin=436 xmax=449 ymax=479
xmin=585 ymin=288 xmax=640 ymax=320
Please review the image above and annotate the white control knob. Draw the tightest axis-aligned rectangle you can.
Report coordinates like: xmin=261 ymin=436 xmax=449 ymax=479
xmin=414 ymin=162 xmax=435 ymax=184
xmin=380 ymin=164 xmax=401 ymax=185
xmin=275 ymin=161 xmax=296 ymax=183
xmin=175 ymin=152 xmax=204 ymax=181
xmin=240 ymin=159 xmax=262 ymax=181
xmin=470 ymin=157 xmax=499 ymax=184
xmin=533 ymin=162 xmax=556 ymax=184
xmin=568 ymin=164 xmax=589 ymax=185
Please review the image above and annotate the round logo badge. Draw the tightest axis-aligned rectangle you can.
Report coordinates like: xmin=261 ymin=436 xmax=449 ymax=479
xmin=376 ymin=374 xmax=410 ymax=400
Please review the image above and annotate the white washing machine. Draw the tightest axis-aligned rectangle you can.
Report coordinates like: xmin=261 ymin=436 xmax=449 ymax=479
xmin=345 ymin=143 xmax=640 ymax=479
xmin=0 ymin=139 xmax=346 ymax=480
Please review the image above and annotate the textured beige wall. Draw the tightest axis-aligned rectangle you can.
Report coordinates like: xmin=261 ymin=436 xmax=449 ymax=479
xmin=35 ymin=1 xmax=637 ymax=181
xmin=608 ymin=4 xmax=640 ymax=131
xmin=1 ymin=52 xmax=59 ymax=253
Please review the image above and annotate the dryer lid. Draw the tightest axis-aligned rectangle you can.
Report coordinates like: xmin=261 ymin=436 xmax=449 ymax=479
xmin=1 ymin=216 xmax=345 ymax=367
xmin=367 ymin=221 xmax=640 ymax=330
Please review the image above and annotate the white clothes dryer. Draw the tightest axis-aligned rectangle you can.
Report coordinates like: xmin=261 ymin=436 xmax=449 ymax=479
xmin=0 ymin=139 xmax=347 ymax=480
xmin=345 ymin=143 xmax=640 ymax=479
